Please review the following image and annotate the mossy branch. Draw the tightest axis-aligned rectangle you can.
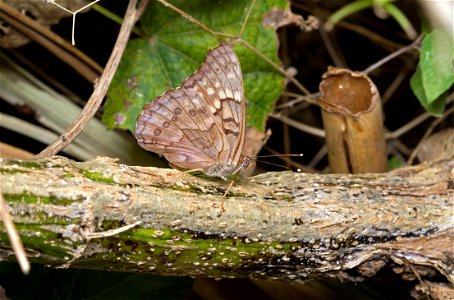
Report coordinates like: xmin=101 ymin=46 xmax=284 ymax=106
xmin=0 ymin=156 xmax=452 ymax=288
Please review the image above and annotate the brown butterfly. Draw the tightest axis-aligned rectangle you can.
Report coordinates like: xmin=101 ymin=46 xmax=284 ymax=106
xmin=134 ymin=44 xmax=249 ymax=179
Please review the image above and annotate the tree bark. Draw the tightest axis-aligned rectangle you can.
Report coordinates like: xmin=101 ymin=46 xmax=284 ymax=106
xmin=0 ymin=156 xmax=452 ymax=290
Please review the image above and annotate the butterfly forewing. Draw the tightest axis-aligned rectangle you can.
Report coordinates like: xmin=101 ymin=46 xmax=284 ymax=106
xmin=134 ymin=44 xmax=246 ymax=178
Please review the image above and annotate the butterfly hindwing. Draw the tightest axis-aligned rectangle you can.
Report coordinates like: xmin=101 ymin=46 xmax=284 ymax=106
xmin=134 ymin=44 xmax=246 ymax=177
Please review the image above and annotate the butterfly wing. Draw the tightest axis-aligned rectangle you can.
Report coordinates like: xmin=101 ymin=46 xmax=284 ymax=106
xmin=134 ymin=44 xmax=246 ymax=174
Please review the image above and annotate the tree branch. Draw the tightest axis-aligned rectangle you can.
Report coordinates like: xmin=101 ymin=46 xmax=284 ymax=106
xmin=0 ymin=156 xmax=452 ymax=288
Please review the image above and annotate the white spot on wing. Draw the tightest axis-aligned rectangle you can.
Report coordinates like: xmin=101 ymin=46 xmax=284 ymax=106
xmin=207 ymin=87 xmax=215 ymax=95
xmin=214 ymin=99 xmax=221 ymax=109
xmin=218 ymin=90 xmax=226 ymax=99
xmin=234 ymin=91 xmax=241 ymax=101
xmin=227 ymin=72 xmax=236 ymax=79
xmin=225 ymin=89 xmax=233 ymax=98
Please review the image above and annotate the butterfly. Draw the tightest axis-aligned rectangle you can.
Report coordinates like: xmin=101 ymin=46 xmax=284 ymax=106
xmin=134 ymin=44 xmax=249 ymax=180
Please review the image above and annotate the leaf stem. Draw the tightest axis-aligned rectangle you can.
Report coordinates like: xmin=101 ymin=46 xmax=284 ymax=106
xmin=382 ymin=1 xmax=417 ymax=39
xmin=239 ymin=0 xmax=256 ymax=38
xmin=157 ymin=0 xmax=236 ymax=39
xmin=325 ymin=0 xmax=374 ymax=31
xmin=239 ymin=39 xmax=311 ymax=95
xmin=92 ymin=3 xmax=144 ymax=37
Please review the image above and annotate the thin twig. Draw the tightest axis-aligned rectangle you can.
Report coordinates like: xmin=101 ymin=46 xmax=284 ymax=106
xmin=35 ymin=0 xmax=145 ymax=158
xmin=402 ymin=258 xmax=431 ymax=300
xmin=382 ymin=67 xmax=410 ymax=105
xmin=318 ymin=19 xmax=346 ymax=68
xmin=280 ymin=30 xmax=292 ymax=170
xmin=391 ymin=138 xmax=413 ymax=157
xmin=308 ymin=145 xmax=328 ymax=169
xmin=84 ymin=221 xmax=143 ymax=240
xmin=336 ymin=21 xmax=404 ymax=52
xmin=292 ymin=2 xmax=405 ymax=52
xmin=388 ymin=146 xmax=406 ymax=164
xmin=276 ymin=92 xmax=320 ymax=109
xmin=46 ymin=0 xmax=102 ymax=45
xmin=386 ymin=111 xmax=434 ymax=139
xmin=0 ymin=2 xmax=102 ymax=81
xmin=363 ymin=35 xmax=422 ymax=74
xmin=0 ymin=192 xmax=30 ymax=274
xmin=283 ymin=122 xmax=291 ymax=169
xmin=286 ymin=101 xmax=312 ymax=116
xmin=238 ymin=39 xmax=311 ymax=95
xmin=408 ymin=106 xmax=454 ymax=164
xmin=269 ymin=113 xmax=325 ymax=137
xmin=8 ymin=50 xmax=89 ymax=108
xmin=135 ymin=0 xmax=149 ymax=18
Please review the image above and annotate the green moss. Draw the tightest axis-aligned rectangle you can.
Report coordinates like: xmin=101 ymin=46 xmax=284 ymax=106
xmin=32 ymin=211 xmax=78 ymax=225
xmin=79 ymin=169 xmax=116 ymax=184
xmin=0 ymin=224 xmax=81 ymax=260
xmin=97 ymin=227 xmax=303 ymax=267
xmin=279 ymin=194 xmax=292 ymax=202
xmin=0 ymin=168 xmax=29 ymax=175
xmin=3 ymin=160 xmax=43 ymax=169
xmin=3 ymin=192 xmax=80 ymax=206
xmin=131 ymin=228 xmax=194 ymax=243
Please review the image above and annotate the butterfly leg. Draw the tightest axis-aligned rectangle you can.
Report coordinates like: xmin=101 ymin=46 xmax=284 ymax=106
xmin=220 ymin=180 xmax=235 ymax=212
xmin=181 ymin=168 xmax=204 ymax=175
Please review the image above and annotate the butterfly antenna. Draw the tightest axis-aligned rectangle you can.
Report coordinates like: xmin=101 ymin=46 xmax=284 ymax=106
xmin=250 ymin=153 xmax=304 ymax=160
xmin=248 ymin=153 xmax=304 ymax=165
xmin=249 ymin=152 xmax=314 ymax=173
xmin=251 ymin=159 xmax=303 ymax=172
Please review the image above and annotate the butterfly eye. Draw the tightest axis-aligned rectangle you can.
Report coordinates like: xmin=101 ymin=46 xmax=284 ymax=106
xmin=242 ymin=158 xmax=250 ymax=168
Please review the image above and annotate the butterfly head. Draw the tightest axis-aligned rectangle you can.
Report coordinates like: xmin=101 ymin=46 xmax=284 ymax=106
xmin=203 ymin=156 xmax=250 ymax=180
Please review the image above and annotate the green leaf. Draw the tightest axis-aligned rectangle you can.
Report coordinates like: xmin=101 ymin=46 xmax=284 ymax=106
xmin=410 ymin=65 xmax=447 ymax=116
xmin=419 ymin=29 xmax=454 ymax=102
xmin=103 ymin=0 xmax=287 ymax=132
xmin=387 ymin=156 xmax=404 ymax=171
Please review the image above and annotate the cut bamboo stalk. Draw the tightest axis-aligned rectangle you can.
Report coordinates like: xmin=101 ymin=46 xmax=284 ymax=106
xmin=319 ymin=67 xmax=387 ymax=173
